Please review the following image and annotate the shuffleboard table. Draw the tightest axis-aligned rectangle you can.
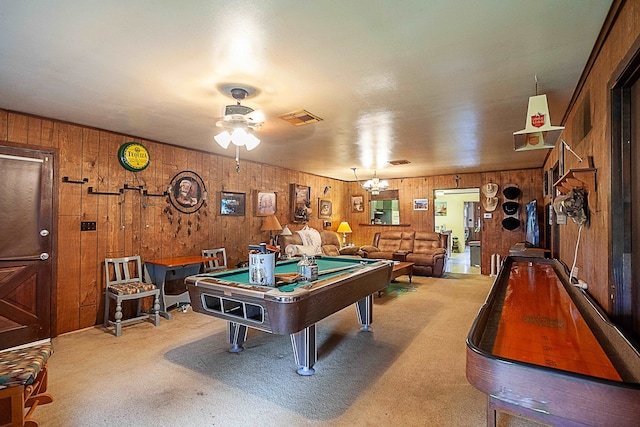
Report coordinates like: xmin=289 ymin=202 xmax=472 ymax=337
xmin=186 ymin=256 xmax=392 ymax=375
xmin=466 ymin=256 xmax=640 ymax=426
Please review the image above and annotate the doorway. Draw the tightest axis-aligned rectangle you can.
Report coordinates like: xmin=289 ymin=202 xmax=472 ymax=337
xmin=434 ymin=188 xmax=481 ymax=274
xmin=611 ymin=39 xmax=640 ymax=343
xmin=0 ymin=145 xmax=55 ymax=350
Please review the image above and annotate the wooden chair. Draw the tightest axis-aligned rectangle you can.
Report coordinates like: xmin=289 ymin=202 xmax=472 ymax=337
xmin=103 ymin=256 xmax=160 ymax=337
xmin=202 ymin=248 xmax=227 ymax=272
xmin=0 ymin=340 xmax=53 ymax=427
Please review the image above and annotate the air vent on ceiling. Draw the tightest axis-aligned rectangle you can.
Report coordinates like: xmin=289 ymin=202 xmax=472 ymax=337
xmin=389 ymin=159 xmax=411 ymax=165
xmin=279 ymin=110 xmax=323 ymax=126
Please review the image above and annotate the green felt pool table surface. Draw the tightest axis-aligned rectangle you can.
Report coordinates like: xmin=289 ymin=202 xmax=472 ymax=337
xmin=199 ymin=256 xmax=377 ymax=292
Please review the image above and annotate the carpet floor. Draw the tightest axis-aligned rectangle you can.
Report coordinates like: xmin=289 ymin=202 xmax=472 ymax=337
xmin=35 ymin=272 xmax=541 ymax=426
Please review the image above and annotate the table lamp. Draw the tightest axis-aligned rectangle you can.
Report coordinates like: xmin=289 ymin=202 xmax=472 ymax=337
xmin=336 ymin=221 xmax=352 ymax=246
xmin=261 ymin=215 xmax=282 ymax=246
xmin=280 ymin=224 xmax=292 ymax=237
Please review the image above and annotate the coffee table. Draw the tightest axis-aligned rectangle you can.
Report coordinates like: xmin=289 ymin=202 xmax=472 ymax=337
xmin=379 ymin=261 xmax=415 ymax=296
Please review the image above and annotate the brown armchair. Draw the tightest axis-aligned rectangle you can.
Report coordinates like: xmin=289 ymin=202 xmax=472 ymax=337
xmin=279 ymin=229 xmax=362 ymax=257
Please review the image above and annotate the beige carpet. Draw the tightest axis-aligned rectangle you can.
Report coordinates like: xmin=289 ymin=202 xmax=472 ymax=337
xmin=36 ymin=272 xmax=540 ymax=426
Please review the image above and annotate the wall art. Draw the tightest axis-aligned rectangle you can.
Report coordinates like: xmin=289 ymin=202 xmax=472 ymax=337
xmin=255 ymin=190 xmax=277 ymax=216
xmin=220 ymin=191 xmax=246 ymax=216
xmin=168 ymin=170 xmax=206 ymax=214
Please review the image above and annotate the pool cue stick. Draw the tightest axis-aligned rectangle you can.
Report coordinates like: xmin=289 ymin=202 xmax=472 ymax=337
xmin=317 ymin=263 xmax=366 ymax=276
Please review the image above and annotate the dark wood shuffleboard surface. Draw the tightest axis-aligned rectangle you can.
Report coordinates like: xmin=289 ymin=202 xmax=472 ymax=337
xmin=467 ymin=256 xmax=640 ymax=426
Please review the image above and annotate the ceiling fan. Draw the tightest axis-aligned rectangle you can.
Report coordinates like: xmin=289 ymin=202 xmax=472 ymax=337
xmin=214 ymin=85 xmax=265 ymax=172
xmin=214 ymin=86 xmax=264 ymax=144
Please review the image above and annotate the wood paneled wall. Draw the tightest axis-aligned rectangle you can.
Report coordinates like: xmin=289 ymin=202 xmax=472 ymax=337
xmin=1 ymin=108 xmax=541 ymax=335
xmin=340 ymin=170 xmax=543 ymax=274
xmin=541 ymin=0 xmax=638 ymax=313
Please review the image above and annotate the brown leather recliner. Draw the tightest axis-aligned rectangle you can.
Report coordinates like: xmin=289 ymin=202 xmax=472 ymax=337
xmin=360 ymin=231 xmax=448 ymax=277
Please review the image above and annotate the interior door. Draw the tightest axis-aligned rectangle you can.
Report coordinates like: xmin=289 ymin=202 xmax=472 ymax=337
xmin=611 ymin=46 xmax=640 ymax=344
xmin=0 ymin=146 xmax=54 ymax=350
xmin=631 ymin=80 xmax=640 ymax=340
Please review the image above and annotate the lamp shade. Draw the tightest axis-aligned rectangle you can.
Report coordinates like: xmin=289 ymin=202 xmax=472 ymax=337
xmin=215 ymin=128 xmax=261 ymax=150
xmin=513 ymin=94 xmax=564 ymax=151
xmin=261 ymin=215 xmax=282 ymax=232
xmin=336 ymin=222 xmax=352 ymax=234
xmin=280 ymin=225 xmax=293 ymax=236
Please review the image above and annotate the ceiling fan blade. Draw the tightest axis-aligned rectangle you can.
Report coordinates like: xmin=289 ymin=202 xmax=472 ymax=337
xmin=245 ymin=109 xmax=264 ymax=124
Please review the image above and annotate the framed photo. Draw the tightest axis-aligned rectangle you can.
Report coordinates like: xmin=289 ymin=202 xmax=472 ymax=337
xmin=255 ymin=190 xmax=277 ymax=216
xmin=168 ymin=170 xmax=206 ymax=214
xmin=351 ymin=195 xmax=364 ymax=212
xmin=413 ymin=198 xmax=429 ymax=210
xmin=290 ymin=183 xmax=311 ymax=223
xmin=435 ymin=201 xmax=447 ymax=216
xmin=220 ymin=191 xmax=246 ymax=216
xmin=318 ymin=198 xmax=332 ymax=219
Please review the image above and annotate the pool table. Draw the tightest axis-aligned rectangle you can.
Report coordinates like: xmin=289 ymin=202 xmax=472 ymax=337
xmin=186 ymin=256 xmax=392 ymax=375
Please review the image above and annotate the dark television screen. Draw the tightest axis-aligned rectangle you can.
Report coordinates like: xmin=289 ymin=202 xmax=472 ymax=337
xmin=526 ymin=200 xmax=539 ymax=247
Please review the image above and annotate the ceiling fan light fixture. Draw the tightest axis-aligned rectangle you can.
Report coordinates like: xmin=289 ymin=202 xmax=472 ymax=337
xmin=214 ymin=85 xmax=264 ymax=171
xmin=214 ymin=131 xmax=232 ymax=149
xmin=243 ymin=131 xmax=261 ymax=151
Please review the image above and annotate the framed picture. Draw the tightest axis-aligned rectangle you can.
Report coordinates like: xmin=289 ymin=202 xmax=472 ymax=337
xmin=318 ymin=198 xmax=332 ymax=219
xmin=413 ymin=198 xmax=429 ymax=210
xmin=255 ymin=190 xmax=277 ymax=216
xmin=351 ymin=195 xmax=364 ymax=212
xmin=435 ymin=201 xmax=447 ymax=216
xmin=220 ymin=191 xmax=246 ymax=216
xmin=168 ymin=170 xmax=206 ymax=214
xmin=290 ymin=183 xmax=311 ymax=223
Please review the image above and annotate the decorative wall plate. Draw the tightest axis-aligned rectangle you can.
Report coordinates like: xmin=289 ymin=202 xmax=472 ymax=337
xmin=118 ymin=142 xmax=150 ymax=172
xmin=168 ymin=170 xmax=206 ymax=214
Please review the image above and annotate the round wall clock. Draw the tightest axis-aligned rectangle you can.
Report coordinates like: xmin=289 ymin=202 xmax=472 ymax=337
xmin=118 ymin=142 xmax=150 ymax=172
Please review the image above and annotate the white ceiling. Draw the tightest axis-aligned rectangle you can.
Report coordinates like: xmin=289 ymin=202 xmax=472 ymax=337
xmin=0 ymin=1 xmax=612 ymax=181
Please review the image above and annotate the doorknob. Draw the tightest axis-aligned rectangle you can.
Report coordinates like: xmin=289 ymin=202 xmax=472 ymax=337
xmin=40 ymin=253 xmax=50 ymax=260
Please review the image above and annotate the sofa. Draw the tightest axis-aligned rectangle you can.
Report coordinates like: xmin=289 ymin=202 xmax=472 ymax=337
xmin=360 ymin=231 xmax=448 ymax=277
xmin=279 ymin=227 xmax=362 ymax=258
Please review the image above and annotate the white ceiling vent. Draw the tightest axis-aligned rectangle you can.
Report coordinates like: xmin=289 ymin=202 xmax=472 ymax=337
xmin=389 ymin=159 xmax=410 ymax=165
xmin=279 ymin=110 xmax=323 ymax=126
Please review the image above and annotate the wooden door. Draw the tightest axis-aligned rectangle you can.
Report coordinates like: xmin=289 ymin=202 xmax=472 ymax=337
xmin=0 ymin=146 xmax=54 ymax=350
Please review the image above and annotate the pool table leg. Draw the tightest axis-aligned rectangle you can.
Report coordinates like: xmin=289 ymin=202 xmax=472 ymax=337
xmin=355 ymin=294 xmax=374 ymax=331
xmin=227 ymin=321 xmax=248 ymax=353
xmin=291 ymin=324 xmax=317 ymax=376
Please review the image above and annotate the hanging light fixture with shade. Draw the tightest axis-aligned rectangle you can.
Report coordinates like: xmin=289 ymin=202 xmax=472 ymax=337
xmin=352 ymin=168 xmax=389 ymax=196
xmin=214 ymin=86 xmax=264 ymax=172
xmin=513 ymin=76 xmax=564 ymax=151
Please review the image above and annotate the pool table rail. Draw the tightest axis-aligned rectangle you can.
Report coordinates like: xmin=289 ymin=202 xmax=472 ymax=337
xmin=186 ymin=256 xmax=393 ymax=375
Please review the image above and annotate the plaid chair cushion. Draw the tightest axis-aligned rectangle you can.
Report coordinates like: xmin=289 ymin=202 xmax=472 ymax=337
xmin=108 ymin=281 xmax=157 ymax=295
xmin=0 ymin=341 xmax=53 ymax=388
